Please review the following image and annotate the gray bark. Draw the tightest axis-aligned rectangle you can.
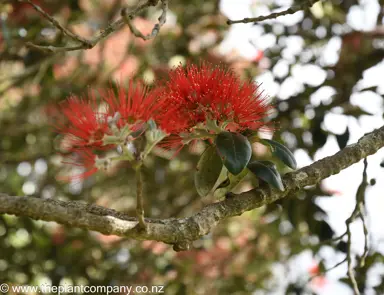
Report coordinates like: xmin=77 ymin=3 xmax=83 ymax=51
xmin=1 ymin=125 xmax=383 ymax=251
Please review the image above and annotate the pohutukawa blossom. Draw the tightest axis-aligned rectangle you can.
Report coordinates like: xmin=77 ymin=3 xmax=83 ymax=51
xmin=157 ymin=63 xmax=271 ymax=133
xmin=54 ymin=93 xmax=110 ymax=151
xmin=101 ymin=81 xmax=161 ymax=132
xmin=53 ymin=81 xmax=161 ymax=180
xmin=156 ymin=62 xmax=272 ymax=147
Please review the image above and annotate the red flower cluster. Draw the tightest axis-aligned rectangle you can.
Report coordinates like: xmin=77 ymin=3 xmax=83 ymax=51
xmin=56 ymin=82 xmax=159 ymax=151
xmin=55 ymin=82 xmax=158 ymax=180
xmin=157 ymin=63 xmax=271 ymax=133
xmin=156 ymin=63 xmax=272 ymax=148
xmin=54 ymin=62 xmax=272 ymax=180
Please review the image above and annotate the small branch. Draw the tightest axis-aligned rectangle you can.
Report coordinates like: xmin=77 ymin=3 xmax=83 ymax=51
xmin=358 ymin=159 xmax=369 ymax=268
xmin=19 ymin=0 xmax=164 ymax=53
xmin=308 ymin=258 xmax=347 ymax=282
xmin=310 ymin=231 xmax=347 ymax=251
xmin=19 ymin=0 xmax=93 ymax=48
xmin=323 ymin=232 xmax=347 ymax=244
xmin=25 ymin=42 xmax=87 ymax=53
xmin=345 ymin=158 xmax=369 ymax=295
xmin=121 ymin=0 xmax=168 ymax=40
xmin=227 ymin=0 xmax=319 ymax=25
xmin=347 ymin=223 xmax=360 ymax=295
xmin=135 ymin=164 xmax=146 ymax=229
xmin=359 ymin=201 xmax=369 ymax=267
xmin=307 ymin=159 xmax=370 ymax=293
xmin=0 ymin=125 xmax=384 ymax=249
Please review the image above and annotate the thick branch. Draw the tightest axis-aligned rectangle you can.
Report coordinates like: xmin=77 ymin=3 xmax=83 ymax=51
xmin=1 ymin=125 xmax=384 ymax=250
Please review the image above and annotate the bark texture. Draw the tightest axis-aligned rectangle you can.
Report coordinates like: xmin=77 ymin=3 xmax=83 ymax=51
xmin=1 ymin=125 xmax=383 ymax=250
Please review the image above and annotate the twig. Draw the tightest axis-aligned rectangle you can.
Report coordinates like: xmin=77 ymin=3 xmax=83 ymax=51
xmin=305 ymin=159 xmax=371 ymax=292
xmin=121 ymin=0 xmax=168 ymax=40
xmin=25 ymin=43 xmax=87 ymax=53
xmin=227 ymin=0 xmax=320 ymax=25
xmin=346 ymin=222 xmax=360 ymax=295
xmin=19 ymin=0 xmax=92 ymax=47
xmin=308 ymin=258 xmax=347 ymax=282
xmin=359 ymin=201 xmax=369 ymax=267
xmin=19 ymin=0 xmax=164 ymax=53
xmin=345 ymin=158 xmax=369 ymax=295
xmin=315 ymin=231 xmax=347 ymax=247
xmin=135 ymin=164 xmax=146 ymax=229
xmin=357 ymin=159 xmax=369 ymax=267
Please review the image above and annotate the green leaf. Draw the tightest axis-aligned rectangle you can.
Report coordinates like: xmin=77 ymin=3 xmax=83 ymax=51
xmin=215 ymin=132 xmax=252 ymax=175
xmin=336 ymin=127 xmax=350 ymax=150
xmin=260 ymin=139 xmax=297 ymax=170
xmin=194 ymin=145 xmax=223 ymax=197
xmin=247 ymin=160 xmax=284 ymax=191
xmin=214 ymin=168 xmax=249 ymax=199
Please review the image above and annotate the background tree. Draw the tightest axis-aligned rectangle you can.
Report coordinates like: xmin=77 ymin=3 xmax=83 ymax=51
xmin=0 ymin=0 xmax=384 ymax=294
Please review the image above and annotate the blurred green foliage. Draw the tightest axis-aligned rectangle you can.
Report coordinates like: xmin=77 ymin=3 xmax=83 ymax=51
xmin=0 ymin=0 xmax=383 ymax=294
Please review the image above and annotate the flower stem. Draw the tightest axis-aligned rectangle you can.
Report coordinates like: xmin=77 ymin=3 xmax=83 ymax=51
xmin=135 ymin=164 xmax=146 ymax=229
xmin=205 ymin=119 xmax=223 ymax=133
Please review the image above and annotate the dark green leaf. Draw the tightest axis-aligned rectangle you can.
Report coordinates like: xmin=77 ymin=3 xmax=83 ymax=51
xmin=194 ymin=145 xmax=223 ymax=197
xmin=316 ymin=220 xmax=334 ymax=241
xmin=215 ymin=132 xmax=252 ymax=175
xmin=313 ymin=127 xmax=328 ymax=148
xmin=312 ymin=117 xmax=328 ymax=149
xmin=336 ymin=127 xmax=350 ymax=149
xmin=260 ymin=139 xmax=297 ymax=170
xmin=336 ymin=241 xmax=348 ymax=253
xmin=247 ymin=161 xmax=284 ymax=191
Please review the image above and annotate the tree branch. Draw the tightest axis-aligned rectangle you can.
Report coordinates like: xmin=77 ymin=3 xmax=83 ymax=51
xmin=121 ymin=0 xmax=168 ymax=41
xmin=1 ymin=125 xmax=384 ymax=251
xmin=19 ymin=0 xmax=93 ymax=48
xmin=227 ymin=0 xmax=319 ymax=25
xmin=19 ymin=0 xmax=165 ymax=53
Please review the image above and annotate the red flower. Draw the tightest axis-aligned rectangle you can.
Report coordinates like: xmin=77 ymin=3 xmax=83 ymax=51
xmin=100 ymin=81 xmax=161 ymax=131
xmin=54 ymin=82 xmax=161 ymax=153
xmin=54 ymin=92 xmax=110 ymax=151
xmin=156 ymin=62 xmax=272 ymax=148
xmin=53 ymin=81 xmax=161 ymax=180
xmin=157 ymin=63 xmax=272 ymax=134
